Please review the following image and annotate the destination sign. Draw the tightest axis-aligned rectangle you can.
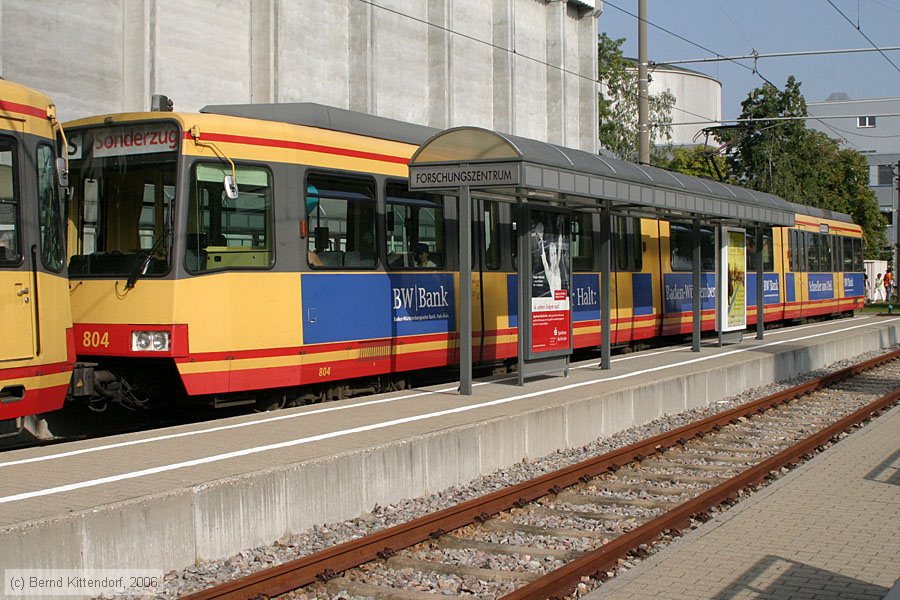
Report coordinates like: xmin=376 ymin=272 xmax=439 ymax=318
xmin=409 ymin=163 xmax=520 ymax=189
xmin=68 ymin=124 xmax=181 ymax=160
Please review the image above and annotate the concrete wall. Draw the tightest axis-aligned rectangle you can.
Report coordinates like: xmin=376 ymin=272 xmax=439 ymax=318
xmin=2 ymin=321 xmax=898 ymax=594
xmin=0 ymin=0 xmax=599 ymax=152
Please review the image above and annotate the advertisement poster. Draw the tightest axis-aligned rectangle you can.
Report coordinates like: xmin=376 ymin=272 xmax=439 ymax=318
xmin=722 ymin=228 xmax=746 ymax=331
xmin=530 ymin=210 xmax=571 ymax=354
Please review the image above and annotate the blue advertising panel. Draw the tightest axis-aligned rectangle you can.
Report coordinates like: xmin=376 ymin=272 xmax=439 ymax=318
xmin=572 ymin=274 xmax=600 ymax=322
xmin=785 ymin=273 xmax=795 ymax=303
xmin=507 ymin=274 xmax=518 ymax=327
xmin=808 ymin=273 xmax=836 ymax=301
xmin=746 ymin=273 xmax=781 ymax=306
xmin=301 ymin=273 xmax=455 ymax=344
xmin=843 ymin=273 xmax=864 ymax=297
xmin=663 ymin=273 xmax=717 ymax=314
xmin=633 ymin=273 xmax=653 ymax=316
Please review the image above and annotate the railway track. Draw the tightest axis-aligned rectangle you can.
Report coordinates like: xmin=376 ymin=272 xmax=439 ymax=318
xmin=182 ymin=350 xmax=900 ymax=600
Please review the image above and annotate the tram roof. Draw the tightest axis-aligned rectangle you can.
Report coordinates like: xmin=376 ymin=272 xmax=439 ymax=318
xmin=201 ymin=102 xmax=437 ymax=146
xmin=789 ymin=202 xmax=854 ymax=224
xmin=410 ymin=127 xmax=797 ymax=227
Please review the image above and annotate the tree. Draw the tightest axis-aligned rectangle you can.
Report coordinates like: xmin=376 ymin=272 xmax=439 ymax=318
xmin=598 ymin=33 xmax=675 ymax=164
xmin=715 ymin=76 xmax=886 ymax=256
xmin=661 ymin=145 xmax=733 ymax=183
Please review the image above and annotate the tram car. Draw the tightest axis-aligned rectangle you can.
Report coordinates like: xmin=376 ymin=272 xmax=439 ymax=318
xmin=61 ymin=102 xmax=865 ymax=411
xmin=0 ymin=80 xmax=73 ymax=437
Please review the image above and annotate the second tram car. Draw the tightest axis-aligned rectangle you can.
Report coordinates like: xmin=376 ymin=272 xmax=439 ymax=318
xmin=0 ymin=80 xmax=73 ymax=437
xmin=61 ymin=102 xmax=866 ymax=411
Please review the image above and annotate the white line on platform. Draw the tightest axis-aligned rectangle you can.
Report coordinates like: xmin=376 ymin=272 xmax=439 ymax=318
xmin=0 ymin=317 xmax=875 ymax=471
xmin=0 ymin=316 xmax=892 ymax=505
xmin=0 ymin=345 xmax=687 ymax=470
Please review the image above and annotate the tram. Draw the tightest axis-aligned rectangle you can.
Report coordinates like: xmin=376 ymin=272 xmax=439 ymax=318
xmin=60 ymin=102 xmax=865 ymax=411
xmin=0 ymin=80 xmax=73 ymax=438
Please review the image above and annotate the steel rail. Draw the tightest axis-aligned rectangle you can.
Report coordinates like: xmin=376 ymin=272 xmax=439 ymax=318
xmin=182 ymin=349 xmax=900 ymax=600
xmin=503 ymin=360 xmax=900 ymax=599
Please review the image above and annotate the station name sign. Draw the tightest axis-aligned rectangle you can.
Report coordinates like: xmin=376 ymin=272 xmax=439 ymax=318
xmin=409 ymin=163 xmax=520 ymax=189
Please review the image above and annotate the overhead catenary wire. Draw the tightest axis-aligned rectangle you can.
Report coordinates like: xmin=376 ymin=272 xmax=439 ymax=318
xmin=826 ymin=0 xmax=900 ymax=76
xmin=603 ymin=0 xmax=780 ymax=89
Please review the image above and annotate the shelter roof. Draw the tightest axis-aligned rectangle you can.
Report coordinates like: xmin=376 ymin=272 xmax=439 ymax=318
xmin=411 ymin=127 xmax=796 ymax=226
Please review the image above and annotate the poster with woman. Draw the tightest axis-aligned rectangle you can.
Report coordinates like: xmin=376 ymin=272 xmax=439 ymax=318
xmin=530 ymin=210 xmax=571 ymax=354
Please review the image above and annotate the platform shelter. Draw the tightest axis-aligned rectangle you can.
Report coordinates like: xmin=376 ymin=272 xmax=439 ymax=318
xmin=408 ymin=127 xmax=796 ymax=394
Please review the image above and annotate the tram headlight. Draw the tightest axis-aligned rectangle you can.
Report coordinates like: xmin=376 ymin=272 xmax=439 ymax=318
xmin=131 ymin=330 xmax=170 ymax=352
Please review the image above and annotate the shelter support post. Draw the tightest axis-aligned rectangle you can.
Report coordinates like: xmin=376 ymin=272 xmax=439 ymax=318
xmin=756 ymin=227 xmax=764 ymax=340
xmin=600 ymin=203 xmax=612 ymax=369
xmin=716 ymin=225 xmax=724 ymax=347
xmin=459 ymin=184 xmax=473 ymax=395
xmin=517 ymin=197 xmax=526 ymax=387
xmin=692 ymin=218 xmax=701 ymax=352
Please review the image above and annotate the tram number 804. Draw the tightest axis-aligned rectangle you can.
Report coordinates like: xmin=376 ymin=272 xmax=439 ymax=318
xmin=82 ymin=330 xmax=110 ymax=349
xmin=318 ymin=366 xmax=332 ymax=377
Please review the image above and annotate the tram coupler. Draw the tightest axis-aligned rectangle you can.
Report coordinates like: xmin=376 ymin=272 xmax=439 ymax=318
xmin=70 ymin=363 xmax=97 ymax=398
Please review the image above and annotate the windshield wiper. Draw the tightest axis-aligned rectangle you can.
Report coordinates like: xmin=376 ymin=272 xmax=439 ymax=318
xmin=125 ymin=226 xmax=169 ymax=290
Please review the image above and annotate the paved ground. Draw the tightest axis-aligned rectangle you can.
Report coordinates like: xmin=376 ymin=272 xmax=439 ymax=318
xmin=587 ymin=404 xmax=900 ymax=600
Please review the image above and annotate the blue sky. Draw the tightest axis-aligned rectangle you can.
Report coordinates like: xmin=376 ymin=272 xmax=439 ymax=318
xmin=598 ymin=0 xmax=900 ymax=121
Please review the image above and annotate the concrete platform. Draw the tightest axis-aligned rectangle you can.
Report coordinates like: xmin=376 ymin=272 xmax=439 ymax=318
xmin=586 ymin=403 xmax=900 ymax=600
xmin=0 ymin=316 xmax=898 ymax=593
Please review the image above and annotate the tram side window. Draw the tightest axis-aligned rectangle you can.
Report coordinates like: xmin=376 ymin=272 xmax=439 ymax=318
xmin=788 ymin=229 xmax=806 ymax=272
xmin=37 ymin=144 xmax=64 ymax=272
xmin=670 ymin=223 xmax=715 ymax=272
xmin=0 ymin=141 xmax=19 ymax=265
xmin=821 ymin=234 xmax=833 ymax=272
xmin=613 ymin=216 xmax=642 ymax=272
xmin=840 ymin=236 xmax=865 ymax=272
xmin=384 ymin=181 xmax=444 ymax=269
xmin=746 ymin=227 xmax=774 ymax=272
xmin=572 ymin=212 xmax=594 ymax=272
xmin=306 ymin=174 xmax=377 ymax=269
xmin=483 ymin=200 xmax=501 ymax=270
xmin=186 ymin=164 xmax=273 ymax=273
xmin=806 ymin=232 xmax=820 ymax=272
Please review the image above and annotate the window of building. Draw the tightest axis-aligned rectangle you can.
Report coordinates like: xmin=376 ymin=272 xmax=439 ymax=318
xmin=877 ymin=164 xmax=894 ymax=186
xmin=857 ymin=116 xmax=876 ymax=128
xmin=883 ymin=211 xmax=893 ymax=226
xmin=384 ymin=181 xmax=444 ymax=269
xmin=186 ymin=163 xmax=273 ymax=273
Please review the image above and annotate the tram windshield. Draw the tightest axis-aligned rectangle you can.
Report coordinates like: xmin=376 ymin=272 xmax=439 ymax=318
xmin=67 ymin=123 xmax=178 ymax=278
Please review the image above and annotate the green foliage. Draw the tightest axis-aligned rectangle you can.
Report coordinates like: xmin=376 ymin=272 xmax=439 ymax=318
xmin=661 ymin=146 xmax=733 ymax=183
xmin=598 ymin=33 xmax=674 ymax=164
xmin=714 ymin=76 xmax=886 ymax=256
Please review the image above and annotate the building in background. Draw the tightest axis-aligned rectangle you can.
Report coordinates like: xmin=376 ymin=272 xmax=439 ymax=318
xmin=0 ymin=0 xmax=600 ymax=152
xmin=648 ymin=63 xmax=722 ymax=147
xmin=807 ymin=94 xmax=900 ymax=256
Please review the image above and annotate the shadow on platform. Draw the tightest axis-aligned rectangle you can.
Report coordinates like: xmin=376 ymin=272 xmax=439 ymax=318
xmin=712 ymin=555 xmax=888 ymax=599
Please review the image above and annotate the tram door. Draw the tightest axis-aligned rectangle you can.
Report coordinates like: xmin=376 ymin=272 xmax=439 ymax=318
xmin=612 ymin=216 xmax=645 ymax=345
xmin=0 ymin=137 xmax=35 ymax=362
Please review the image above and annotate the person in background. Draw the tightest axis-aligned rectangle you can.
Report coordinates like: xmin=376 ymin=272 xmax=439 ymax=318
xmin=873 ymin=273 xmax=886 ymax=302
xmin=413 ymin=243 xmax=436 ymax=268
xmin=884 ymin=268 xmax=894 ymax=301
